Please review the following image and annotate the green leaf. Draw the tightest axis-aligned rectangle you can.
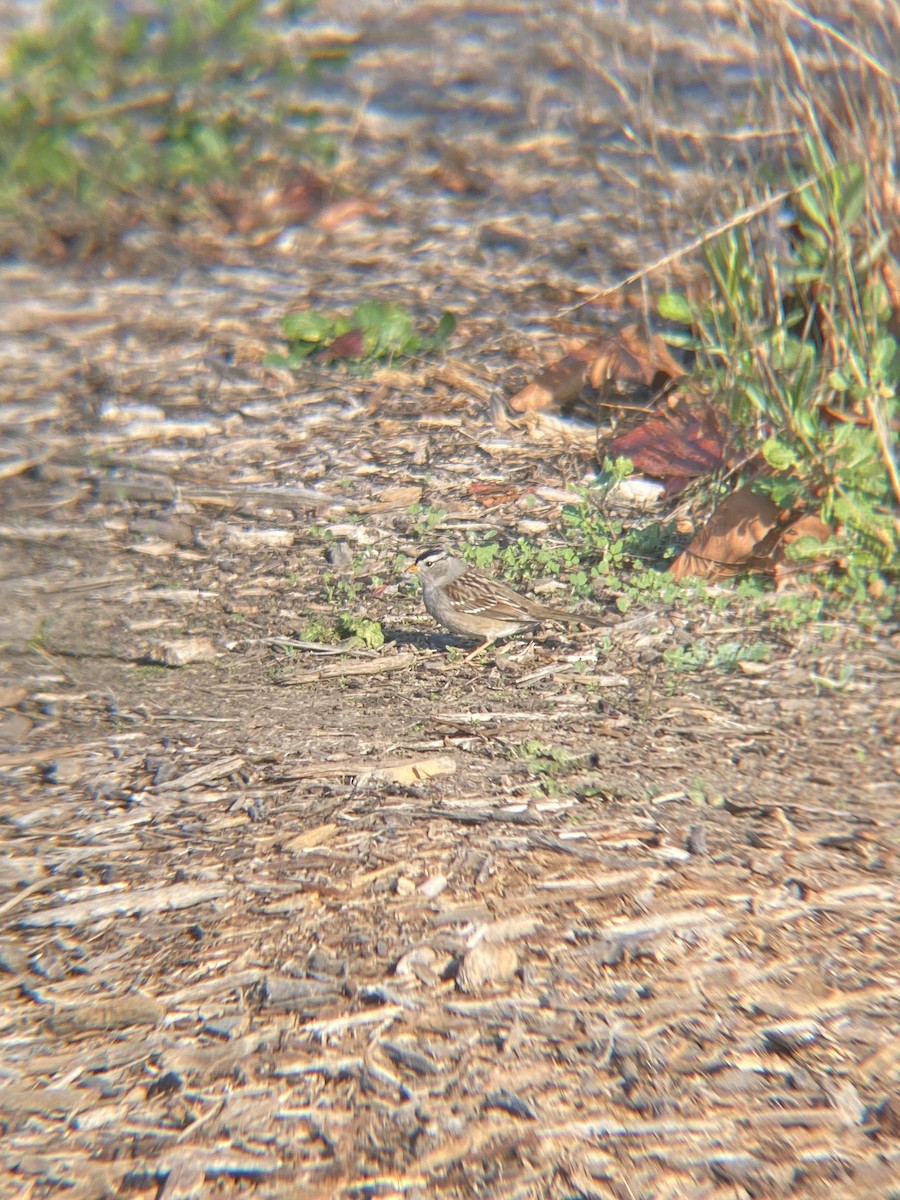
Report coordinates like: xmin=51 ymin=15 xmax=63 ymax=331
xmin=796 ymin=179 xmax=827 ymax=230
xmin=352 ymin=301 xmax=417 ymax=356
xmin=262 ymin=347 xmax=316 ymax=368
xmin=659 ymin=330 xmax=701 ymax=351
xmin=762 ymin=437 xmax=798 ymax=471
xmin=281 ymin=310 xmax=335 ymax=345
xmin=873 ymin=335 xmax=898 ymax=379
xmin=425 ymin=309 xmax=456 ymax=348
xmin=658 ymin=292 xmax=694 ymax=324
xmin=768 ymin=477 xmax=803 ymax=507
xmin=784 ymin=534 xmax=838 ymax=562
xmin=829 ymin=367 xmax=850 ymax=391
xmin=336 ymin=615 xmax=385 ymax=649
xmin=836 ymin=163 xmax=866 ymax=230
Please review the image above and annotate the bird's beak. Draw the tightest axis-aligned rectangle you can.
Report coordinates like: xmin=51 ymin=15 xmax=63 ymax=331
xmin=406 ymin=560 xmax=420 ymax=575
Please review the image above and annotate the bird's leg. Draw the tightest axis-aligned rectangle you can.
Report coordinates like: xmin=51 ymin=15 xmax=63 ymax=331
xmin=460 ymin=637 xmax=496 ymax=664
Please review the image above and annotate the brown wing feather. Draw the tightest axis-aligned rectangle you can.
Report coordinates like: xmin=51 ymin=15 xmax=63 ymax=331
xmin=443 ymin=572 xmax=530 ymax=620
xmin=443 ymin=565 xmax=588 ymax=624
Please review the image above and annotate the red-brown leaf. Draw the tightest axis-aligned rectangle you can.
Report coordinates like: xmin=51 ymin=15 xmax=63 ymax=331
xmin=608 ymin=400 xmax=730 ymax=488
xmin=325 ymin=329 xmax=366 ymax=359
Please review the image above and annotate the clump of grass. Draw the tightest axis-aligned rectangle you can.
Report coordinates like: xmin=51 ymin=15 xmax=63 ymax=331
xmin=0 ymin=0 xmax=342 ymax=237
xmin=659 ymin=2 xmax=899 ymax=593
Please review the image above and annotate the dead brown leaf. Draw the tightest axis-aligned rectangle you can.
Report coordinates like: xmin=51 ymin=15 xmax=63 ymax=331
xmin=325 ymin=328 xmax=366 ymax=360
xmin=588 ymin=324 xmax=684 ymax=390
xmin=468 ymin=482 xmax=522 ymax=507
xmin=508 ymin=344 xmax=596 ymax=412
xmin=508 ymin=326 xmax=683 ymax=414
xmin=672 ymin=491 xmax=834 ymax=584
xmin=778 ymin=512 xmax=833 ymax=552
xmin=316 ymin=197 xmax=381 ymax=233
xmin=669 ymin=486 xmax=783 ymax=580
xmin=211 ymin=168 xmax=329 ymax=234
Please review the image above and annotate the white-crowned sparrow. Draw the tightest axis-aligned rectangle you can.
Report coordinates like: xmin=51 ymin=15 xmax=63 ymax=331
xmin=410 ymin=547 xmax=602 ymax=659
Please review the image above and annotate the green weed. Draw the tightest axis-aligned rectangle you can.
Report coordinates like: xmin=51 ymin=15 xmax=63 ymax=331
xmin=457 ymin=495 xmax=683 ymax=614
xmin=27 ymin=616 xmax=53 ymax=651
xmin=662 ymin=637 xmax=771 ymax=676
xmin=134 ymin=663 xmax=170 ymax=679
xmin=266 ymin=303 xmax=456 ymax=370
xmin=299 ymin=614 xmax=383 ymax=648
xmin=336 ymin=614 xmax=384 ymax=649
xmin=687 ymin=778 xmax=723 ymax=807
xmin=509 ymin=740 xmax=585 ymax=796
xmin=322 ymin=569 xmax=362 ymax=605
xmin=406 ymin=503 xmax=449 ymax=541
xmin=299 ymin=617 xmax=341 ymax=645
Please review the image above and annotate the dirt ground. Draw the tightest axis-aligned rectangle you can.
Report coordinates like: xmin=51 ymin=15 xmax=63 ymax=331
xmin=1 ymin=2 xmax=899 ymax=1198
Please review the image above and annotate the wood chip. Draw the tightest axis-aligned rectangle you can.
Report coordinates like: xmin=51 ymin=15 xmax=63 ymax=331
xmin=278 ymin=652 xmax=417 ymax=684
xmin=47 ymin=993 xmax=165 ymax=1034
xmin=146 ymin=636 xmax=218 ymax=666
xmin=0 ymin=684 xmax=28 ymax=708
xmin=283 ymin=822 xmax=338 ymax=851
xmin=19 ymin=881 xmax=229 ymax=927
xmin=457 ymin=943 xmax=518 ymax=994
xmin=369 ymin=754 xmax=456 ymax=785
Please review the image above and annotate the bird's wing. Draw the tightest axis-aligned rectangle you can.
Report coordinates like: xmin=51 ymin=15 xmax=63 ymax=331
xmin=443 ymin=570 xmax=538 ymax=621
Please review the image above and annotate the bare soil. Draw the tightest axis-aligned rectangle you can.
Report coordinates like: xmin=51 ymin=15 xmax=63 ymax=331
xmin=1 ymin=2 xmax=898 ymax=1197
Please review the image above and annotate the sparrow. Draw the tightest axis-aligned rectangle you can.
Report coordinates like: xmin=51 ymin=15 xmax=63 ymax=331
xmin=410 ymin=547 xmax=601 ymax=660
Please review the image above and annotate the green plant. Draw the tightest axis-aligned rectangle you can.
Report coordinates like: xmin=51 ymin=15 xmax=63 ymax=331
xmin=662 ymin=642 xmax=712 ymax=673
xmin=335 ymin=614 xmax=384 ymax=649
xmin=768 ymin=590 xmax=827 ymax=631
xmin=0 ymin=0 xmax=339 ymax=223
xmin=594 ymin=455 xmax=636 ymax=497
xmin=27 ymin=616 xmax=53 ymax=651
xmin=299 ymin=617 xmax=341 ymax=645
xmin=509 ymin=740 xmax=585 ymax=797
xmin=135 ymin=663 xmax=170 ymax=678
xmin=298 ymin=614 xmax=383 ymax=648
xmin=456 ymin=498 xmax=682 ymax=615
xmin=266 ymin=302 xmax=456 ymax=369
xmin=322 ymin=570 xmax=362 ymax=605
xmin=687 ymin=778 xmax=723 ymax=807
xmin=512 ymin=740 xmax=580 ymax=771
xmin=662 ymin=636 xmax=771 ymax=676
xmin=659 ymin=140 xmax=899 ymax=583
xmin=406 ymin=503 xmax=449 ymax=541
xmin=710 ymin=639 xmax=771 ymax=670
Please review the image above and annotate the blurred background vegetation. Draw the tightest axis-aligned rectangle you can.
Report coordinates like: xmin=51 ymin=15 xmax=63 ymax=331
xmin=1 ymin=0 xmax=896 ymax=599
